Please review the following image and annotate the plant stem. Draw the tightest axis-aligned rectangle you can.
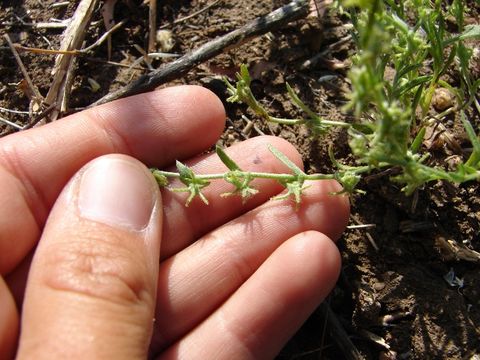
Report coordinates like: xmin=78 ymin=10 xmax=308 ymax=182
xmin=152 ymin=169 xmax=339 ymax=182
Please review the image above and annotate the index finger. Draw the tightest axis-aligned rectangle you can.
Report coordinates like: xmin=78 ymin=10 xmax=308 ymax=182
xmin=0 ymin=86 xmax=225 ymax=274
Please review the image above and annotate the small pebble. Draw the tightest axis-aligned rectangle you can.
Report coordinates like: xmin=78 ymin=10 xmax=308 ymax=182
xmin=432 ymin=88 xmax=454 ymax=111
xmin=373 ymin=281 xmax=386 ymax=291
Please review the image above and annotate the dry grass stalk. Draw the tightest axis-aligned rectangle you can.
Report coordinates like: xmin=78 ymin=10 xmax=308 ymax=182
xmin=45 ymin=0 xmax=100 ymax=120
xmin=148 ymin=0 xmax=157 ymax=54
xmin=3 ymin=34 xmax=44 ymax=109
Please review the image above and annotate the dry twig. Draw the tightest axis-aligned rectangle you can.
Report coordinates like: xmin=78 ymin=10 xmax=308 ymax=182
xmin=3 ymin=34 xmax=43 ymax=104
xmin=435 ymin=236 xmax=480 ymax=263
xmin=50 ymin=2 xmax=70 ymax=9
xmin=101 ymin=0 xmax=118 ymax=60
xmin=317 ymin=302 xmax=364 ymax=360
xmin=1 ymin=102 xmax=57 ymax=136
xmin=45 ymin=0 xmax=100 ymax=120
xmin=1 ymin=20 xmax=69 ymax=29
xmin=148 ymin=0 xmax=157 ymax=54
xmin=85 ymin=57 xmax=145 ymax=71
xmin=92 ymin=0 xmax=310 ymax=106
xmin=0 ymin=116 xmax=23 ymax=131
xmin=13 ymin=19 xmax=127 ymax=57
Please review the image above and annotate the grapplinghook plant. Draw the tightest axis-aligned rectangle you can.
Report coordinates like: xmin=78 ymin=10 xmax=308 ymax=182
xmin=152 ymin=145 xmax=337 ymax=207
xmin=152 ymin=0 xmax=480 ymax=206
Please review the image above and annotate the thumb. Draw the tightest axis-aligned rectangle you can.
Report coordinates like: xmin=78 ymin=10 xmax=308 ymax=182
xmin=17 ymin=155 xmax=162 ymax=359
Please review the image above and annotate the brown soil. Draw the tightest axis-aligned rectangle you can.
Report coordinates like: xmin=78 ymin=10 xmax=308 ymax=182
xmin=1 ymin=1 xmax=479 ymax=359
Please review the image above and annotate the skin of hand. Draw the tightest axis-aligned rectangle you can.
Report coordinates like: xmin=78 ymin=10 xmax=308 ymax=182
xmin=0 ymin=86 xmax=349 ymax=360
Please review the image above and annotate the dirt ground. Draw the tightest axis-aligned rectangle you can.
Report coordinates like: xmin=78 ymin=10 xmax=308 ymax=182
xmin=1 ymin=1 xmax=479 ymax=359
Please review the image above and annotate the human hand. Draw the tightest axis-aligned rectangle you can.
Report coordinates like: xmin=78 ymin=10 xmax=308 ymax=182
xmin=0 ymin=86 xmax=349 ymax=359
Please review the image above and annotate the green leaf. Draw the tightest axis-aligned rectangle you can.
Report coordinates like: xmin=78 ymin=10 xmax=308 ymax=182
xmin=268 ymin=145 xmax=310 ymax=206
xmin=238 ymin=63 xmax=252 ymax=85
xmin=393 ymin=63 xmax=423 ymax=86
xmin=444 ymin=24 xmax=480 ymax=46
xmin=461 ymin=112 xmax=480 ymax=168
xmin=395 ymin=75 xmax=431 ymax=98
xmin=286 ymin=83 xmax=318 ymax=120
xmin=268 ymin=145 xmax=305 ymax=176
xmin=462 ymin=114 xmax=480 ymax=150
xmin=438 ymin=46 xmax=458 ymax=79
xmin=410 ymin=127 xmax=426 ymax=154
xmin=176 ymin=160 xmax=194 ymax=180
xmin=175 ymin=161 xmax=210 ymax=206
xmin=411 ymin=83 xmax=425 ymax=117
xmin=216 ymin=146 xmax=241 ymax=171
xmin=342 ymin=0 xmax=373 ymax=8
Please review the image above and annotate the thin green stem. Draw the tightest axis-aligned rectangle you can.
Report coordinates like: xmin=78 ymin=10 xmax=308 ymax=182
xmin=152 ymin=169 xmax=340 ymax=182
xmin=322 ymin=119 xmax=351 ymax=127
xmin=268 ymin=116 xmax=350 ymax=128
xmin=268 ymin=116 xmax=304 ymax=125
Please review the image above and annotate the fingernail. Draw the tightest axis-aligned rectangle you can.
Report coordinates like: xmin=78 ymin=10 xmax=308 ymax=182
xmin=78 ymin=157 xmax=155 ymax=231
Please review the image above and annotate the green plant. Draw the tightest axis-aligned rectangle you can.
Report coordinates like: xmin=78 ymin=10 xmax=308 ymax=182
xmin=151 ymin=0 xmax=480 ymax=205
xmin=152 ymin=145 xmax=338 ymax=207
